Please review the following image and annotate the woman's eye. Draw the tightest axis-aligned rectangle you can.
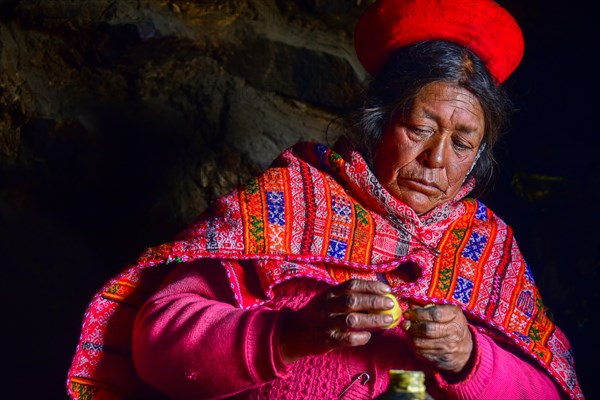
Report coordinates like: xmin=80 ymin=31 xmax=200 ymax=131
xmin=452 ymin=139 xmax=473 ymax=151
xmin=408 ymin=126 xmax=433 ymax=139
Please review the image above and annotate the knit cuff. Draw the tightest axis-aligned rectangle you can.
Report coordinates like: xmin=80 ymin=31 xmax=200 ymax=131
xmin=244 ymin=308 xmax=292 ymax=383
xmin=271 ymin=308 xmax=294 ymax=377
xmin=433 ymin=326 xmax=494 ymax=399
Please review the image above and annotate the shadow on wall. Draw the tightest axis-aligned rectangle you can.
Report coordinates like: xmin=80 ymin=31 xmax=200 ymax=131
xmin=1 ymin=101 xmax=196 ymax=398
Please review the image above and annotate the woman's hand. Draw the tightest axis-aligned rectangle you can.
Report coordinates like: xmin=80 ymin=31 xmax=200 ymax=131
xmin=401 ymin=304 xmax=473 ymax=374
xmin=279 ymin=279 xmax=394 ymax=363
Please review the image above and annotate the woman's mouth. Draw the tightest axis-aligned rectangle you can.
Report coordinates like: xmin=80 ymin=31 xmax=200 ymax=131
xmin=397 ymin=177 xmax=442 ymax=195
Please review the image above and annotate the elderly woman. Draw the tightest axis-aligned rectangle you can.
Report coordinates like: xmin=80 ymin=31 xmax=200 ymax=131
xmin=67 ymin=1 xmax=582 ymax=399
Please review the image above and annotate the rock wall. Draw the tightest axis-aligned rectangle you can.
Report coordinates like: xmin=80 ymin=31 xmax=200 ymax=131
xmin=0 ymin=1 xmax=374 ymax=398
xmin=0 ymin=1 xmax=372 ymax=251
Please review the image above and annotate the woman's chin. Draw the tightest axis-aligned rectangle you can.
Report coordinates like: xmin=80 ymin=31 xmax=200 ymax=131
xmin=392 ymin=189 xmax=441 ymax=215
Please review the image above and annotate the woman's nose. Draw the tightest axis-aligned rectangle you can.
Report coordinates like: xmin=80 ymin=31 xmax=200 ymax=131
xmin=419 ymin=137 xmax=449 ymax=168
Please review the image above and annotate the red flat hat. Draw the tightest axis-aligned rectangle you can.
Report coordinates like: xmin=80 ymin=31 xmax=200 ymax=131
xmin=354 ymin=0 xmax=524 ymax=83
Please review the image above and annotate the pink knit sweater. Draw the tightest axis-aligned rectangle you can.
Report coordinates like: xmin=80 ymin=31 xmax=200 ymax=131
xmin=132 ymin=260 xmax=564 ymax=399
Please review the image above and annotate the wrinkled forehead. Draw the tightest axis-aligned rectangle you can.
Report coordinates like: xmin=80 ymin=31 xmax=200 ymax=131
xmin=417 ymin=83 xmax=480 ymax=108
xmin=412 ymin=82 xmax=484 ymax=125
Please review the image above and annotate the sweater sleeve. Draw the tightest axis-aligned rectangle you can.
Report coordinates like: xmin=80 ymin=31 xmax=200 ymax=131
xmin=433 ymin=326 xmax=566 ymax=399
xmin=132 ymin=260 xmax=291 ymax=400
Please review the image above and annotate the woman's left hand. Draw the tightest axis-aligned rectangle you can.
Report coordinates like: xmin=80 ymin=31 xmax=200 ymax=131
xmin=401 ymin=304 xmax=473 ymax=374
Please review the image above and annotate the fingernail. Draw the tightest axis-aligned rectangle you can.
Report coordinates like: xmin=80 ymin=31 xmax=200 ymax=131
xmin=382 ymin=285 xmax=392 ymax=293
xmin=383 ymin=315 xmax=393 ymax=324
xmin=424 ymin=304 xmax=435 ymax=309
xmin=385 ymin=298 xmax=394 ymax=309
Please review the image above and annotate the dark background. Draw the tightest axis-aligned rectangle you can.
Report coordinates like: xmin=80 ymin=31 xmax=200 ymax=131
xmin=481 ymin=1 xmax=599 ymax=398
xmin=1 ymin=1 xmax=598 ymax=399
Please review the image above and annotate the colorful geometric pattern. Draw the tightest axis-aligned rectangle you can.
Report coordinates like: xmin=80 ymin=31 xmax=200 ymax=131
xmin=425 ymin=199 xmax=581 ymax=397
xmin=67 ymin=140 xmax=582 ymax=400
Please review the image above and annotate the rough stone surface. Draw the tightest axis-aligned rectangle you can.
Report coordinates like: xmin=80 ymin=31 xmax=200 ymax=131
xmin=0 ymin=2 xmax=371 ymax=397
xmin=1 ymin=0 xmax=370 ymax=237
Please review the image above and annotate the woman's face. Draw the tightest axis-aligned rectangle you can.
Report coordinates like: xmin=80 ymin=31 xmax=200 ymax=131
xmin=373 ymin=82 xmax=485 ymax=215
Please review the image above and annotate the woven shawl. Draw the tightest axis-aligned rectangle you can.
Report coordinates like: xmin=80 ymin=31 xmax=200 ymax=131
xmin=67 ymin=140 xmax=583 ymax=400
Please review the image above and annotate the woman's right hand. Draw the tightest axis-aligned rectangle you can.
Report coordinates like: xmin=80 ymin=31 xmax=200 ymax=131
xmin=279 ymin=279 xmax=395 ymax=363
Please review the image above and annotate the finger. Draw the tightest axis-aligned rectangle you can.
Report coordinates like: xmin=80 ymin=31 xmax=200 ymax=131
xmin=404 ymin=304 xmax=456 ymax=323
xmin=408 ymin=303 xmax=432 ymax=310
xmin=401 ymin=319 xmax=445 ymax=339
xmin=328 ymin=329 xmax=372 ymax=348
xmin=327 ymin=293 xmax=395 ymax=313
xmin=410 ymin=336 xmax=446 ymax=351
xmin=331 ymin=312 xmax=393 ymax=330
xmin=330 ymin=279 xmax=391 ymax=297
xmin=403 ymin=318 xmax=470 ymax=342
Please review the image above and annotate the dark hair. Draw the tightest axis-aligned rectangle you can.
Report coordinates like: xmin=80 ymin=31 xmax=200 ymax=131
xmin=346 ymin=40 xmax=514 ymax=195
